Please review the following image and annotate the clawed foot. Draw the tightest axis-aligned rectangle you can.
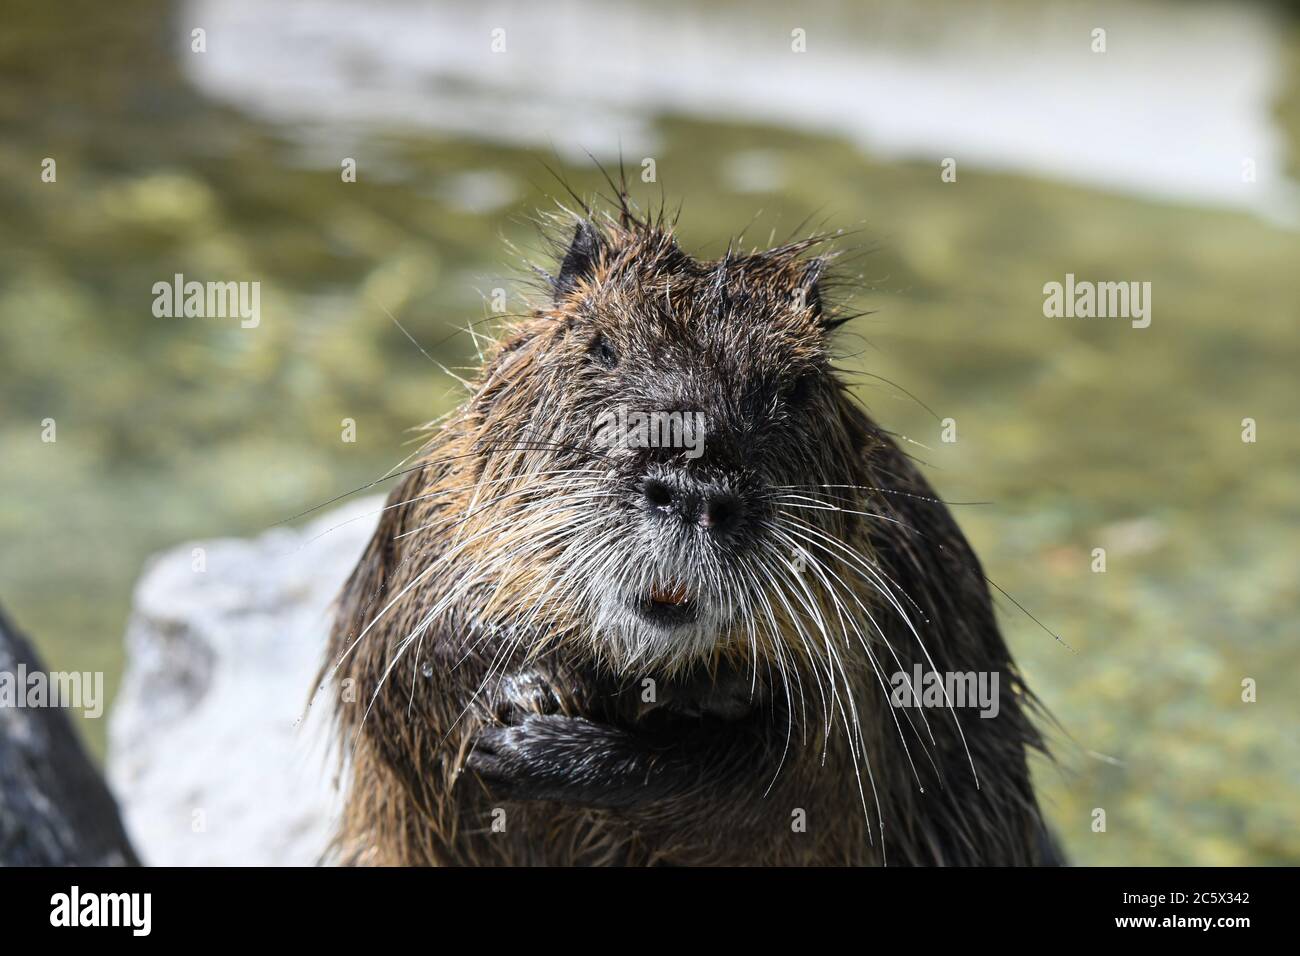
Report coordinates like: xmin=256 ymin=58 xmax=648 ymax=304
xmin=465 ymin=662 xmax=766 ymax=810
xmin=637 ymin=662 xmax=763 ymax=723
xmin=466 ymin=713 xmax=650 ymax=809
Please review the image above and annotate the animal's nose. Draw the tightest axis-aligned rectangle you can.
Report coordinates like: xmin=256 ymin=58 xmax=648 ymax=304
xmin=642 ymin=475 xmax=743 ymax=536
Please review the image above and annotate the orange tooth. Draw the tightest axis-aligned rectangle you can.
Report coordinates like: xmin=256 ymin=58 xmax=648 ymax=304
xmin=650 ymin=584 xmax=689 ymax=605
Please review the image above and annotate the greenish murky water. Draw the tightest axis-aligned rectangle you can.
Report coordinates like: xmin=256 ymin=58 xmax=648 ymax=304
xmin=1 ymin=0 xmax=1296 ymax=864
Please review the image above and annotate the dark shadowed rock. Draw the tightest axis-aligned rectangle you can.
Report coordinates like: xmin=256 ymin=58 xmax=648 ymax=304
xmin=0 ymin=605 xmax=139 ymax=866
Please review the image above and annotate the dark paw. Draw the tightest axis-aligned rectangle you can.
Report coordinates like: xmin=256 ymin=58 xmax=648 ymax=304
xmin=692 ymin=671 xmax=760 ymax=721
xmin=490 ymin=671 xmax=563 ymax=723
xmin=645 ymin=664 xmax=762 ymax=723
xmin=465 ymin=714 xmax=647 ymax=808
xmin=465 ymin=721 xmax=536 ymax=800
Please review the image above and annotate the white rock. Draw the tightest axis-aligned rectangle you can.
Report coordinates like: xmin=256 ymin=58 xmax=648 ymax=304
xmin=107 ymin=496 xmax=384 ymax=866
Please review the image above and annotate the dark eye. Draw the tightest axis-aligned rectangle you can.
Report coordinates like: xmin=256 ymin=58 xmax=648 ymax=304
xmin=588 ymin=333 xmax=618 ymax=369
xmin=786 ymin=372 xmax=818 ymax=406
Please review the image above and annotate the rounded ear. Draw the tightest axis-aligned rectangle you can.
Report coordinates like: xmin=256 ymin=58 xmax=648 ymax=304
xmin=553 ymin=221 xmax=603 ymax=303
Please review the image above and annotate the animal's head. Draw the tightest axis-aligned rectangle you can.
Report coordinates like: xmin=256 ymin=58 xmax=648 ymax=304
xmin=458 ymin=208 xmax=873 ymax=671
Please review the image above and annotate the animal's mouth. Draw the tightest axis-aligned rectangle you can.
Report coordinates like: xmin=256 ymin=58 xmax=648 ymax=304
xmin=636 ymin=583 xmax=698 ymax=627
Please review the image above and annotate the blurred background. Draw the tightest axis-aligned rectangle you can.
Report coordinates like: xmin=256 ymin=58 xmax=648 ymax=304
xmin=1 ymin=0 xmax=1296 ymax=865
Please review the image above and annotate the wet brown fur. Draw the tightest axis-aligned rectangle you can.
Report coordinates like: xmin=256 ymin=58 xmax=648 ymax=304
xmin=322 ymin=197 xmax=1055 ymax=866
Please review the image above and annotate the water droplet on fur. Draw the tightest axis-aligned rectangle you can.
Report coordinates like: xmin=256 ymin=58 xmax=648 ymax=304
xmin=421 ymin=661 xmax=434 ymax=678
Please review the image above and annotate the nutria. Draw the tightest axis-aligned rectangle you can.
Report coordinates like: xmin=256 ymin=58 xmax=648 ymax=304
xmin=321 ymin=194 xmax=1059 ymax=866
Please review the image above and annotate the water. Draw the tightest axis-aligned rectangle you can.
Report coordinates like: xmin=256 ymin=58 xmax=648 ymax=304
xmin=1 ymin=0 xmax=1296 ymax=865
xmin=184 ymin=0 xmax=1295 ymax=217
